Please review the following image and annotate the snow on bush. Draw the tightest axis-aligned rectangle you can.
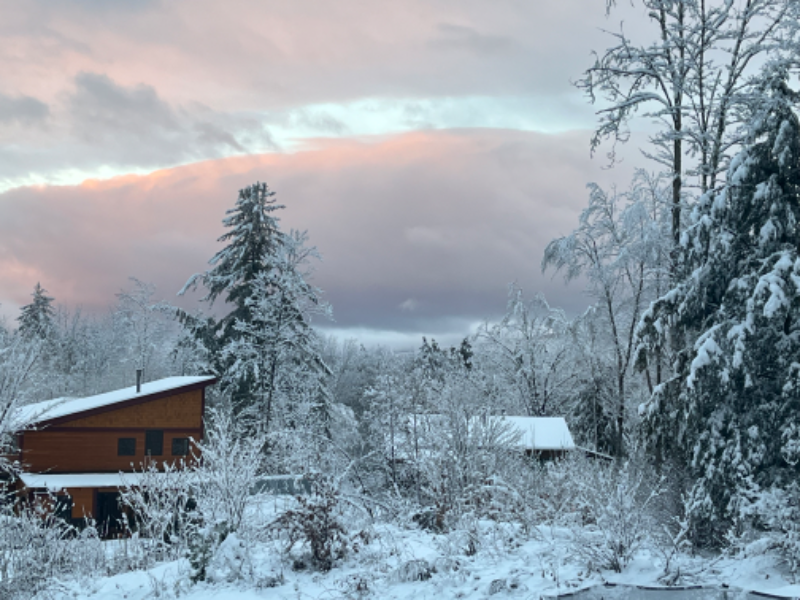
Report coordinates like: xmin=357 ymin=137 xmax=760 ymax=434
xmin=269 ymin=476 xmax=350 ymax=572
xmin=562 ymin=457 xmax=665 ymax=573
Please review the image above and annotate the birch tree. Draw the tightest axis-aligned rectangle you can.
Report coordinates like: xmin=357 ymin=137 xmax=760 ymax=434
xmin=543 ymin=173 xmax=670 ymax=455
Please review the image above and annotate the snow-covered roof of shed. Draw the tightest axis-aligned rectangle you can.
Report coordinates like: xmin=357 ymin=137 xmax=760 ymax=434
xmin=490 ymin=416 xmax=575 ymax=450
xmin=16 ymin=375 xmax=216 ymax=426
xmin=18 ymin=472 xmax=170 ymax=491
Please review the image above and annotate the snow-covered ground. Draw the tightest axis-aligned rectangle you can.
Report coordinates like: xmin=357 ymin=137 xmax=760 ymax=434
xmin=46 ymin=514 xmax=800 ymax=600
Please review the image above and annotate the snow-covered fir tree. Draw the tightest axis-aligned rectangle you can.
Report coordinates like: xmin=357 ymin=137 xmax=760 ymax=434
xmin=17 ymin=282 xmax=55 ymax=339
xmin=181 ymin=181 xmax=287 ymax=343
xmin=221 ymin=229 xmax=332 ymax=437
xmin=637 ymin=71 xmax=800 ymax=545
xmin=181 ymin=182 xmax=332 ymax=451
xmin=180 ymin=182 xmax=289 ymax=397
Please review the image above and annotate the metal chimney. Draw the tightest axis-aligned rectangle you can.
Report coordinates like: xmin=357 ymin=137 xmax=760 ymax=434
xmin=136 ymin=368 xmax=143 ymax=393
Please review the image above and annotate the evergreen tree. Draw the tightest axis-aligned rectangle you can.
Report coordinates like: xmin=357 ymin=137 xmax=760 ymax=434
xmin=181 ymin=182 xmax=287 ymax=343
xmin=180 ymin=182 xmax=288 ymax=396
xmin=222 ymin=230 xmax=331 ymax=435
xmin=181 ymin=183 xmax=331 ymax=438
xmin=637 ymin=71 xmax=800 ymax=545
xmin=17 ymin=283 xmax=55 ymax=338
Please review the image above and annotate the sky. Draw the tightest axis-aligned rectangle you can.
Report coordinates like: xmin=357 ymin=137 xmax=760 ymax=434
xmin=0 ymin=0 xmax=647 ymax=348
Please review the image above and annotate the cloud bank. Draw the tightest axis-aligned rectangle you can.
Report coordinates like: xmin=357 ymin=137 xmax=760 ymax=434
xmin=0 ymin=129 xmax=634 ymax=341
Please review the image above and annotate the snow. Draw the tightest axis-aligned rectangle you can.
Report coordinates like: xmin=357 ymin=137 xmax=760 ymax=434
xmin=405 ymin=415 xmax=576 ymax=451
xmin=490 ymin=416 xmax=576 ymax=451
xmin=16 ymin=375 xmax=216 ymax=425
xmin=49 ymin=520 xmax=800 ymax=600
xmin=18 ymin=471 xmax=171 ymax=491
xmin=755 ymin=252 xmax=795 ymax=319
xmin=687 ymin=330 xmax=722 ymax=389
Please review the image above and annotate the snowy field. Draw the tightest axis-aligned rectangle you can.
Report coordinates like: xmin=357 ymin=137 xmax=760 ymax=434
xmin=38 ymin=494 xmax=800 ymax=600
xmin=51 ymin=526 xmax=800 ymax=600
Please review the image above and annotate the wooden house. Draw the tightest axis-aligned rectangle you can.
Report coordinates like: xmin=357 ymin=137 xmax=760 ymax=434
xmin=10 ymin=375 xmax=217 ymax=528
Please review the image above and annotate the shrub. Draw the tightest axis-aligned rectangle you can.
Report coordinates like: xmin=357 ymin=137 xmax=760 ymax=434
xmin=0 ymin=492 xmax=75 ymax=599
xmin=270 ymin=477 xmax=348 ymax=571
xmin=569 ymin=459 xmax=664 ymax=573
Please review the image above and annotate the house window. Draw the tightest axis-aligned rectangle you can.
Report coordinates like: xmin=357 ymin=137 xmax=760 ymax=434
xmin=118 ymin=437 xmax=136 ymax=456
xmin=145 ymin=430 xmax=163 ymax=456
xmin=171 ymin=437 xmax=190 ymax=456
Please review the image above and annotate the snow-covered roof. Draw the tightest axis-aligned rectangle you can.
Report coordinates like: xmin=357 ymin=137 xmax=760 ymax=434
xmin=489 ymin=416 xmax=575 ymax=451
xmin=16 ymin=375 xmax=216 ymax=426
xmin=18 ymin=471 xmax=169 ymax=491
xmin=400 ymin=414 xmax=575 ymax=451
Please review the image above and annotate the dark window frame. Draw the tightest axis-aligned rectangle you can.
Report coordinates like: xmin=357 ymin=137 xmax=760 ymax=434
xmin=171 ymin=437 xmax=190 ymax=456
xmin=117 ymin=437 xmax=136 ymax=456
xmin=145 ymin=430 xmax=164 ymax=456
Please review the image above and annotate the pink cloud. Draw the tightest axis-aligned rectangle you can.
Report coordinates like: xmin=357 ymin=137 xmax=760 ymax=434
xmin=0 ymin=129 xmax=633 ymax=332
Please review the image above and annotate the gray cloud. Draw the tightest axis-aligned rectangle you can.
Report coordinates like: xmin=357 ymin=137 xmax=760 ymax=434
xmin=0 ymin=1 xmax=655 ymax=347
xmin=430 ymin=23 xmax=516 ymax=56
xmin=1 ymin=0 xmax=627 ymax=110
xmin=69 ymin=72 xmax=180 ymax=138
xmin=289 ymin=109 xmax=349 ymax=136
xmin=66 ymin=72 xmax=272 ymax=162
xmin=0 ymin=92 xmax=49 ymax=125
xmin=0 ymin=0 xmax=654 ymax=191
xmin=0 ymin=73 xmax=279 ymax=189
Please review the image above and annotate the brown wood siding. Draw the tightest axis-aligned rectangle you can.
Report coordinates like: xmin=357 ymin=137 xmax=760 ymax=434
xmin=20 ymin=429 xmax=201 ymax=473
xmin=57 ymin=390 xmax=203 ymax=429
xmin=69 ymin=488 xmax=95 ymax=519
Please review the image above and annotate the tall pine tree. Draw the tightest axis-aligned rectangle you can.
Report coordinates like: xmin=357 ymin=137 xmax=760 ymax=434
xmin=17 ymin=283 xmax=55 ymax=339
xmin=181 ymin=182 xmax=331 ymax=437
xmin=182 ymin=182 xmax=286 ymax=340
xmin=637 ymin=71 xmax=800 ymax=545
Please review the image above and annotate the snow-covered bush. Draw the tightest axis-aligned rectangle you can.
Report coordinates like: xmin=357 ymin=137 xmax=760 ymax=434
xmin=192 ymin=406 xmax=266 ymax=533
xmin=270 ymin=476 xmax=349 ymax=571
xmin=748 ymin=482 xmax=800 ymax=580
xmin=187 ymin=520 xmax=230 ymax=583
xmin=206 ymin=531 xmax=252 ymax=583
xmin=393 ymin=558 xmax=434 ymax=582
xmin=183 ymin=404 xmax=268 ymax=581
xmin=118 ymin=460 xmax=195 ymax=566
xmin=0 ymin=492 xmax=75 ymax=599
xmin=409 ymin=388 xmax=529 ymax=529
xmin=569 ymin=459 xmax=664 ymax=573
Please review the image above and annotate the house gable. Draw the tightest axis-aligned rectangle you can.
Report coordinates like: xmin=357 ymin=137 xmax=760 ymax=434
xmin=16 ymin=376 xmax=216 ymax=475
xmin=56 ymin=389 xmax=203 ymax=429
